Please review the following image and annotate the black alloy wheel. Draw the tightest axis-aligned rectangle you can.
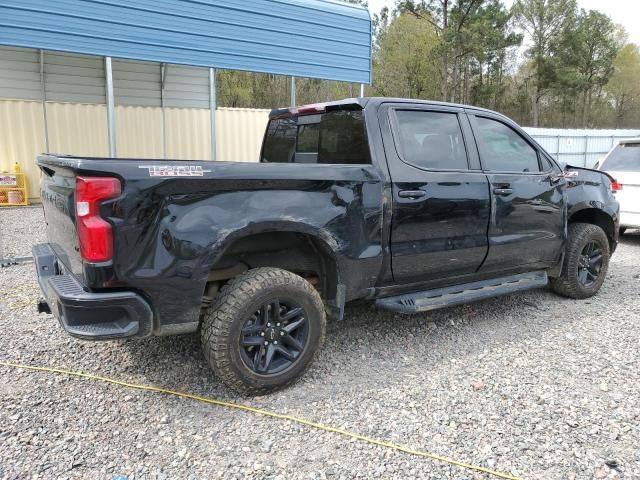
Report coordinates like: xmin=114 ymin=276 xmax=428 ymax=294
xmin=239 ymin=300 xmax=309 ymax=375
xmin=550 ymin=222 xmax=610 ymax=299
xmin=577 ymin=240 xmax=603 ymax=287
xmin=201 ymin=267 xmax=326 ymax=395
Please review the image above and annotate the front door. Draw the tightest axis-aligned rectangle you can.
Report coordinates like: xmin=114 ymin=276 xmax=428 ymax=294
xmin=380 ymin=104 xmax=491 ymax=284
xmin=468 ymin=113 xmax=566 ymax=273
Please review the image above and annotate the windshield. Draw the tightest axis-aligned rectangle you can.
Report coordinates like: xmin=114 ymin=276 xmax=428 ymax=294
xmin=601 ymin=143 xmax=640 ymax=172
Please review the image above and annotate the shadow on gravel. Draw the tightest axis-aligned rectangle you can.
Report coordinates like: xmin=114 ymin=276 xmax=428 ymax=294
xmin=619 ymin=230 xmax=640 ymax=246
xmin=118 ymin=287 xmax=568 ymax=397
xmin=114 ymin=234 xmax=640 ymax=397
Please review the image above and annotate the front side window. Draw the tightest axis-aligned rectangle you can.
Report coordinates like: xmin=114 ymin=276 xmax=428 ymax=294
xmin=601 ymin=143 xmax=640 ymax=172
xmin=473 ymin=116 xmax=540 ymax=173
xmin=261 ymin=110 xmax=370 ymax=165
xmin=394 ymin=110 xmax=469 ymax=170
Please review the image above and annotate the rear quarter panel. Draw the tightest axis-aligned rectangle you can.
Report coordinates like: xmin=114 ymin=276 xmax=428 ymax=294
xmin=565 ymin=166 xmax=619 ymax=221
xmin=90 ymin=160 xmax=386 ymax=333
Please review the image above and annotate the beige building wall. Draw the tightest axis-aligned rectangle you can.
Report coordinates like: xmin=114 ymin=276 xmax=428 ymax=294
xmin=116 ymin=106 xmax=163 ymax=158
xmin=0 ymin=100 xmax=46 ymax=200
xmin=0 ymin=100 xmax=270 ymax=200
xmin=165 ymin=107 xmax=211 ymax=160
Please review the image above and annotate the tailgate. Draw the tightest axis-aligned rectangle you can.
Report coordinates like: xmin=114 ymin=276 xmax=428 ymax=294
xmin=38 ymin=159 xmax=83 ymax=277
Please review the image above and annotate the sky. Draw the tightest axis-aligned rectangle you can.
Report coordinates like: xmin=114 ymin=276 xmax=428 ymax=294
xmin=366 ymin=0 xmax=640 ymax=46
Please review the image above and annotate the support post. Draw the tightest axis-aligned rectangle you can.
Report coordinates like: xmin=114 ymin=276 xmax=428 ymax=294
xmin=290 ymin=76 xmax=296 ymax=107
xmin=160 ymin=63 xmax=167 ymax=159
xmin=359 ymin=84 xmax=364 ymax=98
xmin=209 ymin=67 xmax=217 ymax=162
xmin=583 ymin=134 xmax=589 ymax=168
xmin=40 ymin=50 xmax=50 ymax=152
xmin=105 ymin=56 xmax=117 ymax=157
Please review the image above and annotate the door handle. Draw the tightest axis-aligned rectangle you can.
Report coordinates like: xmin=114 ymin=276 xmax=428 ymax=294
xmin=398 ymin=190 xmax=427 ymax=199
xmin=493 ymin=187 xmax=513 ymax=196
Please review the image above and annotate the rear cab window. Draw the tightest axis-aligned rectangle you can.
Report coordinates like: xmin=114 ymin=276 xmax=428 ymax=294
xmin=392 ymin=110 xmax=469 ymax=170
xmin=602 ymin=143 xmax=640 ymax=172
xmin=261 ymin=110 xmax=370 ymax=165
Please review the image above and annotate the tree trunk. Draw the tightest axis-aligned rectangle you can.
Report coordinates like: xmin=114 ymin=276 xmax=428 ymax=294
xmin=450 ymin=54 xmax=459 ymax=103
xmin=586 ymin=88 xmax=593 ymax=127
xmin=581 ymin=91 xmax=588 ymax=127
xmin=531 ymin=92 xmax=540 ymax=127
xmin=615 ymin=94 xmax=626 ymax=128
xmin=441 ymin=54 xmax=449 ymax=101
xmin=463 ymin=60 xmax=471 ymax=105
xmin=441 ymin=0 xmax=449 ymax=101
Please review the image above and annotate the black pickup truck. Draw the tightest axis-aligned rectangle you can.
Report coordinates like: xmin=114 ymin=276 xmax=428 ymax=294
xmin=34 ymin=97 xmax=619 ymax=394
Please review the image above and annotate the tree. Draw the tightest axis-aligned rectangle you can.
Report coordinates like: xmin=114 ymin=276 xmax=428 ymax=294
xmin=606 ymin=42 xmax=640 ymax=128
xmin=463 ymin=0 xmax=522 ymax=109
xmin=513 ymin=0 xmax=576 ymax=126
xmin=398 ymin=0 xmax=483 ymax=101
xmin=398 ymin=0 xmax=521 ymax=104
xmin=560 ymin=9 xmax=619 ymax=126
xmin=372 ymin=12 xmax=441 ymax=98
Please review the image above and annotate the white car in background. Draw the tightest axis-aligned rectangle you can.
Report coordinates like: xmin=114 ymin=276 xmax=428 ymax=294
xmin=598 ymin=138 xmax=640 ymax=235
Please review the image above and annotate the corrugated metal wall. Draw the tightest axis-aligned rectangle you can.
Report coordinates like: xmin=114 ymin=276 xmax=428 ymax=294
xmin=163 ymin=65 xmax=209 ymax=109
xmin=0 ymin=47 xmax=41 ymax=101
xmin=524 ymin=128 xmax=640 ymax=168
xmin=113 ymin=59 xmax=161 ymax=107
xmin=44 ymin=51 xmax=106 ymax=104
xmin=0 ymin=47 xmax=213 ymax=110
xmin=0 ymin=100 xmax=269 ymax=199
xmin=0 ymin=0 xmax=372 ymax=84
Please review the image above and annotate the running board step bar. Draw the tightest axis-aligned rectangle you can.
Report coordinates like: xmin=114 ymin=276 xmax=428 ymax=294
xmin=376 ymin=271 xmax=548 ymax=314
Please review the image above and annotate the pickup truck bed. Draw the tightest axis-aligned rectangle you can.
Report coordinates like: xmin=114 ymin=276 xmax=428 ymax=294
xmin=34 ymin=97 xmax=619 ymax=394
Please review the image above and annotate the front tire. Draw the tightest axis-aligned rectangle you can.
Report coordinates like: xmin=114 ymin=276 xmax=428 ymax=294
xmin=550 ymin=222 xmax=610 ymax=299
xmin=201 ymin=268 xmax=326 ymax=395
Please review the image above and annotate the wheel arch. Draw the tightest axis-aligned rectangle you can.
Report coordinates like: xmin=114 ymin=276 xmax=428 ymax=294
xmin=568 ymin=207 xmax=616 ymax=250
xmin=203 ymin=223 xmax=343 ymax=314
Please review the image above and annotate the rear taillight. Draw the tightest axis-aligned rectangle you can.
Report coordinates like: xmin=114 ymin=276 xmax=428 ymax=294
xmin=75 ymin=176 xmax=121 ymax=262
xmin=611 ymin=180 xmax=623 ymax=192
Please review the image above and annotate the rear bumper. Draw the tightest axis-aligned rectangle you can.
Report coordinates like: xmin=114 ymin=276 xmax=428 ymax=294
xmin=33 ymin=243 xmax=153 ymax=340
xmin=620 ymin=211 xmax=640 ymax=229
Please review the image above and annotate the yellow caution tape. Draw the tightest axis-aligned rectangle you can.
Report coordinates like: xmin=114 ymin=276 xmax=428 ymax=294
xmin=0 ymin=361 xmax=522 ymax=479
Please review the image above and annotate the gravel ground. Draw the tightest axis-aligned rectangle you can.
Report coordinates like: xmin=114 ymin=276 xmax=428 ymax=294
xmin=1 ymin=206 xmax=640 ymax=480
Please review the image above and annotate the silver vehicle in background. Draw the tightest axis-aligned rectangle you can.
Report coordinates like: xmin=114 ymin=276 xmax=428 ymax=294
xmin=598 ymin=138 xmax=640 ymax=235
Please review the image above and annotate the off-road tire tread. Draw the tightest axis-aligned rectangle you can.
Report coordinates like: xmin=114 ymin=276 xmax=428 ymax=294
xmin=550 ymin=222 xmax=610 ymax=299
xmin=201 ymin=267 xmax=326 ymax=396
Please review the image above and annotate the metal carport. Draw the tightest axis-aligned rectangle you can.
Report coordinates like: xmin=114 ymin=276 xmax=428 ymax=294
xmin=0 ymin=0 xmax=372 ymax=160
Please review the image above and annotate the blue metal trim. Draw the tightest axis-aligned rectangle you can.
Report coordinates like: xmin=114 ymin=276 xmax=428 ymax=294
xmin=0 ymin=0 xmax=372 ymax=84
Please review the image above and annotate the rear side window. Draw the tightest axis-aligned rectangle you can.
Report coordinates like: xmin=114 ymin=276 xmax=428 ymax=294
xmin=261 ymin=110 xmax=370 ymax=165
xmin=473 ymin=117 xmax=540 ymax=173
xmin=601 ymin=143 xmax=640 ymax=172
xmin=394 ymin=110 xmax=469 ymax=170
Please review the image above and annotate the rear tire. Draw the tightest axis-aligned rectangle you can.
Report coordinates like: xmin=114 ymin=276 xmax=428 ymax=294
xmin=619 ymin=227 xmax=627 ymax=236
xmin=550 ymin=222 xmax=610 ymax=299
xmin=201 ymin=268 xmax=326 ymax=396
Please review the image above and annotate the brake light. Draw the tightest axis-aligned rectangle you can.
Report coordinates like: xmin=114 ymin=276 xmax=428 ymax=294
xmin=611 ymin=180 xmax=623 ymax=192
xmin=75 ymin=176 xmax=121 ymax=262
xmin=288 ymin=103 xmax=326 ymax=116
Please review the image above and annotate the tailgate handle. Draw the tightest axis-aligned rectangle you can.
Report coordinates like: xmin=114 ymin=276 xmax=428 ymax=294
xmin=398 ymin=190 xmax=427 ymax=199
xmin=493 ymin=187 xmax=513 ymax=196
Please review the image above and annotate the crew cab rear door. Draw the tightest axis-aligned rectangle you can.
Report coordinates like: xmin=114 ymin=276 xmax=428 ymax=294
xmin=467 ymin=112 xmax=566 ymax=273
xmin=379 ymin=103 xmax=491 ymax=284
